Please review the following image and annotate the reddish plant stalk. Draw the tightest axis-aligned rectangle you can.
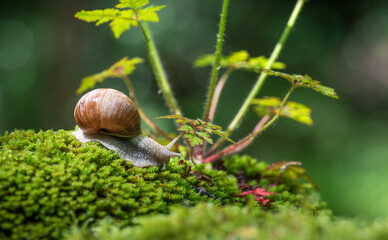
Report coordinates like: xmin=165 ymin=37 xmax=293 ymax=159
xmin=203 ymin=115 xmax=270 ymax=163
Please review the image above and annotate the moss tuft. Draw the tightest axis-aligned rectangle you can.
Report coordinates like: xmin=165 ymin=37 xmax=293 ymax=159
xmin=0 ymin=130 xmax=243 ymax=239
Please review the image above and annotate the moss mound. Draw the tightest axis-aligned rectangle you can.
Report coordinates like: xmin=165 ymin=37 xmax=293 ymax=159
xmin=0 ymin=130 xmax=243 ymax=239
xmin=66 ymin=203 xmax=388 ymax=240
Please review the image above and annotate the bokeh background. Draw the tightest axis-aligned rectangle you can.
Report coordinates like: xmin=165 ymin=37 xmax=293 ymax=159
xmin=1 ymin=0 xmax=388 ymax=218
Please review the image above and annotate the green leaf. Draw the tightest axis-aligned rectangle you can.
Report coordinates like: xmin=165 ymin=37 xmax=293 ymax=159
xmin=75 ymin=1 xmax=165 ymax=38
xmin=109 ymin=14 xmax=138 ymax=38
xmin=157 ymin=115 xmax=234 ymax=145
xmin=177 ymin=125 xmax=194 ymax=133
xmin=76 ymin=57 xmax=143 ymax=94
xmin=184 ymin=134 xmax=203 ymax=147
xmin=138 ymin=6 xmax=166 ymax=22
xmin=261 ymin=69 xmax=339 ymax=99
xmin=193 ymin=54 xmax=215 ymax=68
xmin=252 ymin=97 xmax=313 ymax=126
xmin=227 ymin=50 xmax=249 ymax=62
xmin=197 ymin=132 xmax=213 ymax=144
xmin=75 ymin=9 xmax=118 ymax=24
xmin=194 ymin=50 xmax=286 ymax=72
xmin=213 ymin=129 xmax=235 ymax=143
xmin=116 ymin=0 xmax=150 ymax=9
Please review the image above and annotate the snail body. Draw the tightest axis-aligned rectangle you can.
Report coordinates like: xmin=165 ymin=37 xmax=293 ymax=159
xmin=72 ymin=88 xmax=180 ymax=167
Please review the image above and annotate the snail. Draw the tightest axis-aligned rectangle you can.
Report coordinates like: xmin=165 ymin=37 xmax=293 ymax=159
xmin=72 ymin=88 xmax=180 ymax=167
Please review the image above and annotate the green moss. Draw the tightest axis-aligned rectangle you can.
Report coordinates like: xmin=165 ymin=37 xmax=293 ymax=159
xmin=223 ymin=154 xmax=323 ymax=210
xmin=65 ymin=203 xmax=388 ymax=240
xmin=0 ymin=130 xmax=244 ymax=239
xmin=223 ymin=154 xmax=267 ymax=178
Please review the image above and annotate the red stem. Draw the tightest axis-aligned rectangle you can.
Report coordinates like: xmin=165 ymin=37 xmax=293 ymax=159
xmin=203 ymin=115 xmax=270 ymax=163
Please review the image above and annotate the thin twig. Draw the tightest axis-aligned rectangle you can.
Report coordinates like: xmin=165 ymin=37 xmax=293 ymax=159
xmin=203 ymin=115 xmax=270 ymax=163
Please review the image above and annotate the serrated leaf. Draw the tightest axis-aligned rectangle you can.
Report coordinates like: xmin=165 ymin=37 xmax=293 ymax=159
xmin=193 ymin=54 xmax=214 ymax=68
xmin=252 ymin=97 xmax=313 ymax=126
xmin=227 ymin=50 xmax=249 ymax=62
xmin=213 ymin=129 xmax=235 ymax=143
xmin=75 ymin=9 xmax=119 ymax=24
xmin=298 ymin=75 xmax=338 ymax=99
xmin=110 ymin=16 xmax=137 ymax=39
xmin=75 ymin=1 xmax=165 ymax=38
xmin=206 ymin=122 xmax=222 ymax=131
xmin=197 ymin=132 xmax=213 ymax=144
xmin=116 ymin=0 xmax=149 ymax=9
xmin=157 ymin=115 xmax=234 ymax=145
xmin=261 ymin=69 xmax=339 ymax=99
xmin=177 ymin=125 xmax=194 ymax=133
xmin=184 ymin=134 xmax=203 ymax=147
xmin=138 ymin=6 xmax=166 ymax=22
xmin=194 ymin=51 xmax=286 ymax=72
xmin=76 ymin=56 xmax=143 ymax=94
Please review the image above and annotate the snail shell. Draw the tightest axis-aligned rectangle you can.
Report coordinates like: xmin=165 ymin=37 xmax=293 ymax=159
xmin=72 ymin=88 xmax=180 ymax=167
xmin=74 ymin=88 xmax=141 ymax=137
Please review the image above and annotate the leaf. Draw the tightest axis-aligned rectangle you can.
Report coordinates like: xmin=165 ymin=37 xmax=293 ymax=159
xmin=194 ymin=50 xmax=286 ymax=72
xmin=197 ymin=132 xmax=213 ymax=144
xmin=227 ymin=50 xmax=249 ymax=62
xmin=267 ymin=160 xmax=319 ymax=191
xmin=261 ymin=69 xmax=339 ymax=99
xmin=213 ymin=129 xmax=235 ymax=143
xmin=76 ymin=57 xmax=143 ymax=94
xmin=193 ymin=54 xmax=215 ymax=68
xmin=116 ymin=0 xmax=149 ymax=9
xmin=138 ymin=6 xmax=166 ymax=22
xmin=184 ymin=134 xmax=203 ymax=147
xmin=75 ymin=9 xmax=119 ymax=24
xmin=177 ymin=125 xmax=194 ymax=133
xmin=75 ymin=1 xmax=165 ymax=38
xmin=252 ymin=97 xmax=313 ymax=126
xmin=157 ymin=115 xmax=234 ymax=145
xmin=238 ymin=187 xmax=276 ymax=205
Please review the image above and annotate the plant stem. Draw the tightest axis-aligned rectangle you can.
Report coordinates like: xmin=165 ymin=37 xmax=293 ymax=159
xmin=190 ymin=147 xmax=196 ymax=166
xmin=204 ymin=115 xmax=270 ymax=163
xmin=203 ymin=0 xmax=230 ymax=122
xmin=138 ymin=22 xmax=182 ymax=116
xmin=204 ymin=86 xmax=295 ymax=163
xmin=223 ymin=0 xmax=306 ymax=137
xmin=208 ymin=69 xmax=233 ymax=123
xmin=122 ymin=75 xmax=175 ymax=142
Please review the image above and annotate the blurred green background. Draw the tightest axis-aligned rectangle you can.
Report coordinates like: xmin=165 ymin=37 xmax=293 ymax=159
xmin=1 ymin=0 xmax=388 ymax=218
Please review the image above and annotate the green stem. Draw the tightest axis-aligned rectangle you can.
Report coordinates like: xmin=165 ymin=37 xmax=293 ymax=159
xmin=203 ymin=0 xmax=230 ymax=122
xmin=138 ymin=22 xmax=182 ymax=116
xmin=255 ymin=86 xmax=295 ymax=135
xmin=212 ymin=0 xmax=306 ymax=149
xmin=190 ymin=147 xmax=196 ymax=166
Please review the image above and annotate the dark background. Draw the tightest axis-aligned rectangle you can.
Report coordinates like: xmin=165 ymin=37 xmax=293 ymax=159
xmin=1 ymin=0 xmax=388 ymax=217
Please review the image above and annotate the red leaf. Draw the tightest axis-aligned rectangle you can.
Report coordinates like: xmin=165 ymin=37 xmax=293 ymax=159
xmin=238 ymin=187 xmax=276 ymax=205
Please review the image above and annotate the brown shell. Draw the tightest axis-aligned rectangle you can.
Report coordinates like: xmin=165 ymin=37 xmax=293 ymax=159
xmin=74 ymin=88 xmax=141 ymax=137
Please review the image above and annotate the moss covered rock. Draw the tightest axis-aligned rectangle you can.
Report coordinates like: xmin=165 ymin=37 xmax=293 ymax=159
xmin=65 ymin=203 xmax=388 ymax=240
xmin=0 ymin=130 xmax=243 ymax=239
